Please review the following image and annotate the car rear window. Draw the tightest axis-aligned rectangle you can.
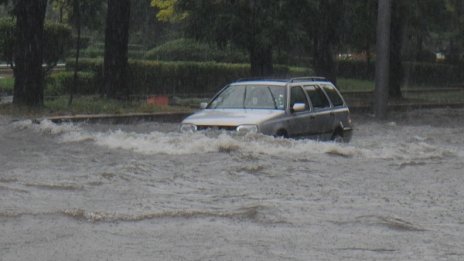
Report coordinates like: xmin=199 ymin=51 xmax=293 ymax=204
xmin=322 ymin=85 xmax=344 ymax=107
xmin=304 ymin=85 xmax=330 ymax=109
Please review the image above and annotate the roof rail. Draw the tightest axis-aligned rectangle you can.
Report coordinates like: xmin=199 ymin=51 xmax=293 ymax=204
xmin=289 ymin=77 xmax=328 ymax=83
xmin=234 ymin=76 xmax=329 ymax=83
xmin=235 ymin=77 xmax=287 ymax=82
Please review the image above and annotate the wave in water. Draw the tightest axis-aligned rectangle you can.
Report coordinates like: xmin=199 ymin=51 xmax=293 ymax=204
xmin=0 ymin=206 xmax=266 ymax=223
xmin=13 ymin=119 xmax=461 ymax=160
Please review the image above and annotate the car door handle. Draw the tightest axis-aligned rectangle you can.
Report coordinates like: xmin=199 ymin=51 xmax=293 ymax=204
xmin=330 ymin=112 xmax=335 ymax=117
xmin=310 ymin=115 xmax=316 ymax=120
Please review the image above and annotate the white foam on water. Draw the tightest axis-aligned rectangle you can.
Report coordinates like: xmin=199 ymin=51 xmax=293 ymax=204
xmin=13 ymin=119 xmax=82 ymax=135
xmin=13 ymin=119 xmax=462 ymax=160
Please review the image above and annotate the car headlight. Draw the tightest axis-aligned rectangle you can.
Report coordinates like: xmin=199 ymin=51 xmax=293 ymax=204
xmin=236 ymin=124 xmax=258 ymax=134
xmin=180 ymin=123 xmax=197 ymax=133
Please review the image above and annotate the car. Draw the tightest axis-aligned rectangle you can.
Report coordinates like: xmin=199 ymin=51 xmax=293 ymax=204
xmin=180 ymin=77 xmax=353 ymax=142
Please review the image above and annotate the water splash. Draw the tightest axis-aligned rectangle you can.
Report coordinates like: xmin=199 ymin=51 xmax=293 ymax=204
xmin=12 ymin=119 xmax=461 ymax=161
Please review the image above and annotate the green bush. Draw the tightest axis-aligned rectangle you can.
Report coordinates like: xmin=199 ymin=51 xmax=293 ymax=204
xmin=45 ymin=71 xmax=96 ymax=96
xmin=145 ymin=38 xmax=248 ymax=63
xmin=67 ymin=58 xmax=298 ymax=95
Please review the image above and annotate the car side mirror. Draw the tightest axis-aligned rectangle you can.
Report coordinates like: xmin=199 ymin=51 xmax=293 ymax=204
xmin=200 ymin=102 xmax=208 ymax=109
xmin=292 ymin=103 xmax=306 ymax=112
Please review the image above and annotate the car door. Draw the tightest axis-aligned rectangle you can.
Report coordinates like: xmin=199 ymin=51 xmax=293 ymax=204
xmin=321 ymin=84 xmax=350 ymax=132
xmin=286 ymin=85 xmax=312 ymax=137
xmin=303 ymin=85 xmax=333 ymax=139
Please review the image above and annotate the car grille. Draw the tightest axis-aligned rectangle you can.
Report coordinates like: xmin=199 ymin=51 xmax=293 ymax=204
xmin=197 ymin=125 xmax=237 ymax=131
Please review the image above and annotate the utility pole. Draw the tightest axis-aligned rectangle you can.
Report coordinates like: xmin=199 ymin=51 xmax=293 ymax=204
xmin=374 ymin=0 xmax=392 ymax=119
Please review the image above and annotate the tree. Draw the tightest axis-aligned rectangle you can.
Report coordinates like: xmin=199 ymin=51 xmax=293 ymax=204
xmin=68 ymin=0 xmax=81 ymax=106
xmin=374 ymin=0 xmax=392 ymax=119
xmin=48 ymin=0 xmax=105 ymax=104
xmin=442 ymin=0 xmax=464 ymax=63
xmin=344 ymin=0 xmax=377 ymax=78
xmin=388 ymin=0 xmax=447 ymax=97
xmin=131 ymin=0 xmax=168 ymax=48
xmin=157 ymin=0 xmax=302 ymax=76
xmin=387 ymin=0 xmax=404 ymax=98
xmin=305 ymin=0 xmax=346 ymax=85
xmin=13 ymin=0 xmax=48 ymax=106
xmin=103 ymin=0 xmax=131 ymax=99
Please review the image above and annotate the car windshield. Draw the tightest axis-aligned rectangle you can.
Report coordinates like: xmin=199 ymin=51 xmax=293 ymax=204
xmin=208 ymin=85 xmax=286 ymax=110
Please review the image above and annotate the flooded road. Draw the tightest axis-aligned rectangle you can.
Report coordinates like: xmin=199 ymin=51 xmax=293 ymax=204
xmin=1 ymin=108 xmax=464 ymax=260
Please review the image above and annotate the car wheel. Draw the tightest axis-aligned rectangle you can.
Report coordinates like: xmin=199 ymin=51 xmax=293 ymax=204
xmin=331 ymin=130 xmax=344 ymax=143
xmin=275 ymin=129 xmax=288 ymax=138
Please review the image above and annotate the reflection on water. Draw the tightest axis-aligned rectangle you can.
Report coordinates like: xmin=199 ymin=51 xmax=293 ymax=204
xmin=1 ymin=109 xmax=464 ymax=260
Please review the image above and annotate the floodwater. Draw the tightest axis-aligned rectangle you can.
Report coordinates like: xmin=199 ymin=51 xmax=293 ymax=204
xmin=1 ymin=108 xmax=464 ymax=260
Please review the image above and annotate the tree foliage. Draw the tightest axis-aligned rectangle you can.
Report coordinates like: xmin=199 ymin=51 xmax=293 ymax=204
xmin=48 ymin=0 xmax=105 ymax=30
xmin=167 ymin=0 xmax=303 ymax=76
xmin=151 ymin=0 xmax=184 ymax=22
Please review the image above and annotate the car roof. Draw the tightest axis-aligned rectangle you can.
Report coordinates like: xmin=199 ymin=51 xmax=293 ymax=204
xmin=230 ymin=77 xmax=332 ymax=87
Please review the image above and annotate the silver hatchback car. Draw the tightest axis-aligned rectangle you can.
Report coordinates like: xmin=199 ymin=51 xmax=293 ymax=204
xmin=180 ymin=77 xmax=353 ymax=142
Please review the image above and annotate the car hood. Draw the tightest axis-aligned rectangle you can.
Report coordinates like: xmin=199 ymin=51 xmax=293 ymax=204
xmin=182 ymin=109 xmax=285 ymax=126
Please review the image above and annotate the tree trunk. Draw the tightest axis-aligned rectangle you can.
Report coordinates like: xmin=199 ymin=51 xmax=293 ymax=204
xmin=13 ymin=0 xmax=47 ymax=106
xmin=103 ymin=0 xmax=131 ymax=99
xmin=374 ymin=0 xmax=392 ymax=119
xmin=389 ymin=0 xmax=403 ymax=98
xmin=249 ymin=45 xmax=273 ymax=76
xmin=69 ymin=0 xmax=81 ymax=106
xmin=312 ymin=37 xmax=337 ymax=85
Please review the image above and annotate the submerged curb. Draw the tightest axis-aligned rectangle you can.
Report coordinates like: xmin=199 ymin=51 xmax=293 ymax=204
xmin=45 ymin=112 xmax=193 ymax=124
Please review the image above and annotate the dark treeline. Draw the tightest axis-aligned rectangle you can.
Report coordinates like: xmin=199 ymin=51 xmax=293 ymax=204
xmin=1 ymin=0 xmax=464 ymax=106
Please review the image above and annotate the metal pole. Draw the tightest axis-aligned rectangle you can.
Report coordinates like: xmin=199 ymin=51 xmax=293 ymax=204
xmin=374 ymin=0 xmax=392 ymax=119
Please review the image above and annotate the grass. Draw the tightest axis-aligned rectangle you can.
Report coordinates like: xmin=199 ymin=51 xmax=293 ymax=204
xmin=0 ymin=76 xmax=14 ymax=94
xmin=337 ymin=78 xmax=375 ymax=92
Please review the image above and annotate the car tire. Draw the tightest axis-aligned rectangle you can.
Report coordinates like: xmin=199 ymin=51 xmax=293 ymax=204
xmin=275 ymin=129 xmax=288 ymax=138
xmin=331 ymin=129 xmax=344 ymax=143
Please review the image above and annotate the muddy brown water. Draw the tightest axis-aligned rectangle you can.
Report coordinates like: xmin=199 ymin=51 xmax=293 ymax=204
xmin=1 ymin=108 xmax=464 ymax=260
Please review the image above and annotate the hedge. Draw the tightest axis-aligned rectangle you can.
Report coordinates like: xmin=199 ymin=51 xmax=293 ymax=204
xmin=45 ymin=71 xmax=96 ymax=96
xmin=66 ymin=58 xmax=306 ymax=95
xmin=337 ymin=60 xmax=464 ymax=86
xmin=144 ymin=38 xmax=248 ymax=63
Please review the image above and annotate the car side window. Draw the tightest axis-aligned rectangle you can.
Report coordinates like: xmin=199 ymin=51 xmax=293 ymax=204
xmin=322 ymin=85 xmax=344 ymax=107
xmin=304 ymin=85 xmax=330 ymax=109
xmin=290 ymin=86 xmax=309 ymax=110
